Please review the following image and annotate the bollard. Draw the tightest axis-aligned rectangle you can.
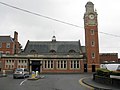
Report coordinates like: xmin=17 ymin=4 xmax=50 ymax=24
xmin=3 ymin=70 xmax=7 ymax=77
xmin=35 ymin=71 xmax=39 ymax=78
xmin=31 ymin=71 xmax=35 ymax=78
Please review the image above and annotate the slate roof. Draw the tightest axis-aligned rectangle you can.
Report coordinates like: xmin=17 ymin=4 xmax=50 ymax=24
xmin=23 ymin=40 xmax=85 ymax=54
xmin=0 ymin=36 xmax=13 ymax=42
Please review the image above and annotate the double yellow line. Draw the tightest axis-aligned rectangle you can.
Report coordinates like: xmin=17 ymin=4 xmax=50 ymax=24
xmin=79 ymin=77 xmax=94 ymax=90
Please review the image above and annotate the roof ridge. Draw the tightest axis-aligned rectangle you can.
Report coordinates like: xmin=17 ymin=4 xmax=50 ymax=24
xmin=0 ymin=35 xmax=11 ymax=37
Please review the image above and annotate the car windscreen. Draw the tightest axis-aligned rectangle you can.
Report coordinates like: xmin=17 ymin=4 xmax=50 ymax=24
xmin=15 ymin=68 xmax=23 ymax=72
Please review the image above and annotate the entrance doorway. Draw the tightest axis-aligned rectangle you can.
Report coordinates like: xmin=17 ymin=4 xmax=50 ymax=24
xmin=84 ymin=64 xmax=87 ymax=72
xmin=32 ymin=65 xmax=40 ymax=72
xmin=31 ymin=61 xmax=41 ymax=72
xmin=92 ymin=65 xmax=96 ymax=72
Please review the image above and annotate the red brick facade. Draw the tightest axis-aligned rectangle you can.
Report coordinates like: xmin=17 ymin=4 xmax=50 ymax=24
xmin=0 ymin=31 xmax=21 ymax=71
xmin=84 ymin=1 xmax=100 ymax=72
xmin=100 ymin=53 xmax=118 ymax=63
xmin=0 ymin=41 xmax=14 ymax=54
xmin=0 ymin=1 xmax=119 ymax=74
xmin=0 ymin=31 xmax=21 ymax=54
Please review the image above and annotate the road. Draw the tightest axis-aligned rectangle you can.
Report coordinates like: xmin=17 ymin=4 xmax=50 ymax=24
xmin=0 ymin=74 xmax=92 ymax=90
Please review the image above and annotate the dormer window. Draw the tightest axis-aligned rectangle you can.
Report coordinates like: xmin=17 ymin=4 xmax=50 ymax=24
xmin=49 ymin=50 xmax=56 ymax=53
xmin=69 ymin=50 xmax=76 ymax=54
xmin=30 ymin=50 xmax=37 ymax=54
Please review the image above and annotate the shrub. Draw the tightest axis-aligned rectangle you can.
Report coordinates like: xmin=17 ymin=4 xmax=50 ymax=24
xmin=96 ymin=68 xmax=111 ymax=77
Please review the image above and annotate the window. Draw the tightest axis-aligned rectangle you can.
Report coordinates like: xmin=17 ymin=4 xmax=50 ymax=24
xmin=71 ymin=61 xmax=73 ymax=68
xmin=49 ymin=50 xmax=56 ymax=53
xmin=69 ymin=50 xmax=76 ymax=54
xmin=44 ymin=60 xmax=54 ymax=69
xmin=70 ymin=60 xmax=80 ymax=69
xmin=64 ymin=61 xmax=66 ymax=68
xmin=77 ymin=61 xmax=79 ymax=68
xmin=12 ymin=65 xmax=14 ymax=69
xmin=9 ymin=60 xmax=11 ymax=63
xmin=92 ymin=52 xmax=95 ymax=58
xmin=57 ymin=60 xmax=67 ymax=69
xmin=91 ymin=41 xmax=95 ymax=46
xmin=21 ymin=65 xmax=23 ymax=68
xmin=6 ymin=43 xmax=10 ymax=48
xmin=90 ymin=29 xmax=95 ymax=35
xmin=19 ymin=60 xmax=21 ymax=63
xmin=45 ymin=61 xmax=47 ymax=68
xmin=74 ymin=61 xmax=76 ymax=68
xmin=0 ymin=51 xmax=3 ymax=54
xmin=0 ymin=43 xmax=1 ymax=48
xmin=48 ymin=61 xmax=50 ymax=68
xmin=58 ymin=61 xmax=59 ymax=68
xmin=9 ymin=65 xmax=10 ymax=69
xmin=24 ymin=66 xmax=27 ymax=68
xmin=30 ymin=50 xmax=37 ymax=53
xmin=18 ymin=65 xmax=20 ymax=68
xmin=61 ymin=61 xmax=63 ymax=68
xmin=51 ymin=61 xmax=53 ymax=68
xmin=6 ymin=51 xmax=10 ymax=54
xmin=12 ymin=60 xmax=14 ymax=63
xmin=25 ymin=60 xmax=27 ymax=63
xmin=6 ymin=65 xmax=8 ymax=69
xmin=6 ymin=60 xmax=8 ymax=63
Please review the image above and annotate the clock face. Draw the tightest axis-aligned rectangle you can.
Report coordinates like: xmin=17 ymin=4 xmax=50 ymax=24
xmin=89 ymin=14 xmax=95 ymax=19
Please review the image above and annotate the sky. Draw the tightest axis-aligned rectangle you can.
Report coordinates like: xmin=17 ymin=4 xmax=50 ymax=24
xmin=0 ymin=0 xmax=120 ymax=57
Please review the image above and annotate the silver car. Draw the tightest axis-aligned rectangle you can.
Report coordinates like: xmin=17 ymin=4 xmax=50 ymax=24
xmin=13 ymin=68 xmax=29 ymax=79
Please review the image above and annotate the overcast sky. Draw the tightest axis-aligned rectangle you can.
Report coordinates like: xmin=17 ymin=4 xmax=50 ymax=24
xmin=0 ymin=0 xmax=120 ymax=57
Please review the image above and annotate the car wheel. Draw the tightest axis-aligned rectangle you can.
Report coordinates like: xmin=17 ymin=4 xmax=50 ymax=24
xmin=23 ymin=75 xmax=25 ymax=79
xmin=13 ymin=76 xmax=16 ymax=79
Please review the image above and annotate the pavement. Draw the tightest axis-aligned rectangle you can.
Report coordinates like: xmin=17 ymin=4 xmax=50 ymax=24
xmin=82 ymin=77 xmax=120 ymax=90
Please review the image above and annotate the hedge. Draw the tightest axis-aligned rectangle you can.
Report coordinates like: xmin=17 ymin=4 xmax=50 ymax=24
xmin=96 ymin=68 xmax=120 ymax=77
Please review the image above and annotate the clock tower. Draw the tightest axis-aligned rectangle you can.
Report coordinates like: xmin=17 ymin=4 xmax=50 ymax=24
xmin=84 ymin=1 xmax=100 ymax=72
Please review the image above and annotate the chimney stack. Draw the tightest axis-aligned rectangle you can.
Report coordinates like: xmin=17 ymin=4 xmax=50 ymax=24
xmin=14 ymin=31 xmax=18 ymax=42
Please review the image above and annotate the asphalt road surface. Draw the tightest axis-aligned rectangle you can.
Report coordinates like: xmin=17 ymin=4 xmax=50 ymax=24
xmin=0 ymin=74 xmax=92 ymax=90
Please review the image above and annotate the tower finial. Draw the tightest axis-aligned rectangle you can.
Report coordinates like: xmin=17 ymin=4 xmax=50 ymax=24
xmin=52 ymin=36 xmax=56 ymax=42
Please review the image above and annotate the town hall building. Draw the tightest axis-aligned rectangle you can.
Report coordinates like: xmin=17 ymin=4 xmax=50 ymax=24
xmin=1 ymin=1 xmax=116 ymax=73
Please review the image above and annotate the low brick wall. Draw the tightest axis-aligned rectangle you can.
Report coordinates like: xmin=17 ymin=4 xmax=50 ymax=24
xmin=0 ymin=70 xmax=13 ymax=74
xmin=112 ymin=78 xmax=120 ymax=87
xmin=93 ymin=74 xmax=120 ymax=88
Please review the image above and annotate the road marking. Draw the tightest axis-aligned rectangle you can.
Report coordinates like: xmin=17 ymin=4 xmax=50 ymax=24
xmin=20 ymin=79 xmax=27 ymax=86
xmin=79 ymin=78 xmax=94 ymax=90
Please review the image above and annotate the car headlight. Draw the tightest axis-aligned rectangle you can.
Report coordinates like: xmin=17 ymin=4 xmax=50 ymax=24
xmin=19 ymin=72 xmax=23 ymax=74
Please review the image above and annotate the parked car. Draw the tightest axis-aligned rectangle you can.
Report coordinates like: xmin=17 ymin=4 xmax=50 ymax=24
xmin=13 ymin=68 xmax=29 ymax=79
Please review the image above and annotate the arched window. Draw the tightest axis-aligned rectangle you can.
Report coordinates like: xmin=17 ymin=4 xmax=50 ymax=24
xmin=30 ymin=50 xmax=37 ymax=54
xmin=69 ymin=50 xmax=76 ymax=54
xmin=49 ymin=50 xmax=56 ymax=53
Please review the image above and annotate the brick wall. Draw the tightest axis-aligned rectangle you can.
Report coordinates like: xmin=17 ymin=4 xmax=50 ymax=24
xmin=100 ymin=53 xmax=118 ymax=63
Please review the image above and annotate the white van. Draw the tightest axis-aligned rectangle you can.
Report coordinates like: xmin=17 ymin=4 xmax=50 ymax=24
xmin=100 ymin=64 xmax=120 ymax=71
